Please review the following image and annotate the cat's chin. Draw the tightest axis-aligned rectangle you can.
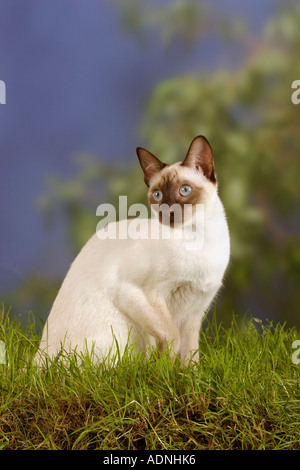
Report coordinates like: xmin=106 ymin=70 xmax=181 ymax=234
xmin=158 ymin=216 xmax=193 ymax=229
xmin=158 ymin=212 xmax=180 ymax=227
xmin=157 ymin=209 xmax=196 ymax=228
xmin=160 ymin=220 xmax=179 ymax=229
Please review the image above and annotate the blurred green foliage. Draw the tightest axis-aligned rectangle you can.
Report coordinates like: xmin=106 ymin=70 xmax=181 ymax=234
xmin=22 ymin=3 xmax=300 ymax=326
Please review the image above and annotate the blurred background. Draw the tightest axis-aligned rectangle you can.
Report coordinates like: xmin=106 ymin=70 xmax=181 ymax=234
xmin=0 ymin=0 xmax=300 ymax=330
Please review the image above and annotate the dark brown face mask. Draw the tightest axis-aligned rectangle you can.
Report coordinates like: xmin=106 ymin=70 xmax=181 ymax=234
xmin=137 ymin=135 xmax=217 ymax=227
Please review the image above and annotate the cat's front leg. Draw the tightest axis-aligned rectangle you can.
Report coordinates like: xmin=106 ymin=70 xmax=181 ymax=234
xmin=177 ymin=314 xmax=203 ymax=365
xmin=115 ymin=285 xmax=180 ymax=356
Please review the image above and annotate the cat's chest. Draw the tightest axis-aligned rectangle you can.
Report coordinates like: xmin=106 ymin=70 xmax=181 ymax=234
xmin=156 ymin=226 xmax=229 ymax=299
xmin=165 ymin=277 xmax=216 ymax=320
xmin=166 ymin=250 xmax=217 ymax=293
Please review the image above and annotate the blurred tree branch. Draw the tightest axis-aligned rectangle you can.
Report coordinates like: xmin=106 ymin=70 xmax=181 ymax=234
xmin=109 ymin=0 xmax=246 ymax=48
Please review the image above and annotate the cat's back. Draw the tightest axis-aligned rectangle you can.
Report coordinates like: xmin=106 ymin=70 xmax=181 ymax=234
xmin=55 ymin=218 xmax=155 ymax=291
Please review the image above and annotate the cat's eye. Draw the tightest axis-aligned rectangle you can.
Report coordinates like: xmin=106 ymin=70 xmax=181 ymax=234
xmin=179 ymin=185 xmax=192 ymax=197
xmin=153 ymin=190 xmax=163 ymax=202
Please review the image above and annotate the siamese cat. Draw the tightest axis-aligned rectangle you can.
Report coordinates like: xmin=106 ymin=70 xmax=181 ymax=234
xmin=36 ymin=136 xmax=230 ymax=365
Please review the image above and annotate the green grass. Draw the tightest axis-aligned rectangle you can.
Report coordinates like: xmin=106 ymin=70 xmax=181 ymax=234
xmin=0 ymin=307 xmax=300 ymax=450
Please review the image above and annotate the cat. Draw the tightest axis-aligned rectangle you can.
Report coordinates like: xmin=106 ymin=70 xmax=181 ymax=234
xmin=35 ymin=136 xmax=230 ymax=365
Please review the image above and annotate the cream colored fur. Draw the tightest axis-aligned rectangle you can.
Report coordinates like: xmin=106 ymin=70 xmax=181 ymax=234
xmin=36 ymin=137 xmax=230 ymax=365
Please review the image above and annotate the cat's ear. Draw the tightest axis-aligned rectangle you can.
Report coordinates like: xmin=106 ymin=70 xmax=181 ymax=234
xmin=182 ymin=136 xmax=216 ymax=183
xmin=136 ymin=147 xmax=166 ymax=187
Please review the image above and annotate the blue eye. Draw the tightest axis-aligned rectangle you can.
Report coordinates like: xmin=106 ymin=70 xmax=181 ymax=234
xmin=153 ymin=190 xmax=163 ymax=202
xmin=180 ymin=185 xmax=192 ymax=197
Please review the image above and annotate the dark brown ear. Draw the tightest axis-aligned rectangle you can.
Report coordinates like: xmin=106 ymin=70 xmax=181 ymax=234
xmin=182 ymin=136 xmax=216 ymax=183
xmin=136 ymin=147 xmax=166 ymax=187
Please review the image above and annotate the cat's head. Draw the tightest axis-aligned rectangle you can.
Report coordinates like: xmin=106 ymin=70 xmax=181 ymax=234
xmin=136 ymin=136 xmax=217 ymax=226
